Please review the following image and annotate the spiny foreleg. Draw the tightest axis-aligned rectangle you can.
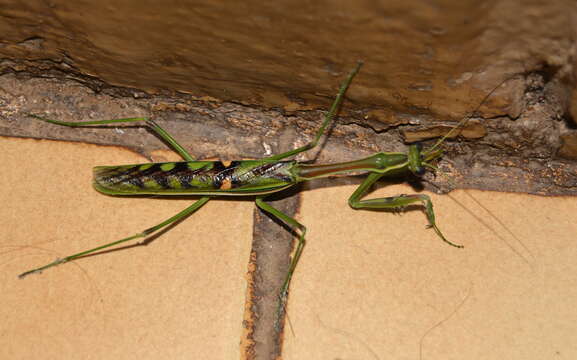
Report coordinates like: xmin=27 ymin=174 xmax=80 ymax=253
xmin=348 ymin=173 xmax=463 ymax=248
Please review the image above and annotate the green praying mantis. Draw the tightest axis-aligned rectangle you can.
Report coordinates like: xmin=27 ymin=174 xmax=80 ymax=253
xmin=20 ymin=61 xmax=482 ymax=304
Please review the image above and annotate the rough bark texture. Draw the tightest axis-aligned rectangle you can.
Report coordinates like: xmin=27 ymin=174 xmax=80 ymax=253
xmin=1 ymin=1 xmax=576 ymax=196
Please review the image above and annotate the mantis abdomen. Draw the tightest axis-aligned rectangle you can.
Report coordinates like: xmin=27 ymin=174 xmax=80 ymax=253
xmin=93 ymin=160 xmax=297 ymax=196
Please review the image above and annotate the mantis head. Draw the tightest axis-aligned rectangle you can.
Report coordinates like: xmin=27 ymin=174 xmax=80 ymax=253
xmin=408 ymin=143 xmax=444 ymax=177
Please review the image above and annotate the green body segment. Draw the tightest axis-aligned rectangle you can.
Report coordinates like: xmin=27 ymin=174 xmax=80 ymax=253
xmin=294 ymin=152 xmax=409 ymax=180
xmin=94 ymin=151 xmax=422 ymax=197
xmin=94 ymin=160 xmax=298 ymax=196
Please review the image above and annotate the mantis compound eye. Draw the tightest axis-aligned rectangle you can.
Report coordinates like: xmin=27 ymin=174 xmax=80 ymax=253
xmin=413 ymin=166 xmax=426 ymax=176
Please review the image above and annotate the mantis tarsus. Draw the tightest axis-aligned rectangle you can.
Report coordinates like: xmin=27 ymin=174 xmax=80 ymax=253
xmin=20 ymin=61 xmax=470 ymax=304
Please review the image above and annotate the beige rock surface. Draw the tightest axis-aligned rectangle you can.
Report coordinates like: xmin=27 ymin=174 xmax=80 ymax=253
xmin=2 ymin=133 xmax=576 ymax=359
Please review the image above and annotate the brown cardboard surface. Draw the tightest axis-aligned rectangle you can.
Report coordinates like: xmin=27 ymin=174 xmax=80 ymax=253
xmin=284 ymin=184 xmax=577 ymax=359
xmin=0 ymin=137 xmax=252 ymax=359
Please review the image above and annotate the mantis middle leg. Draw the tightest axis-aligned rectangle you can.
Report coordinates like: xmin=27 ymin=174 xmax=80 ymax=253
xmin=255 ymin=197 xmax=307 ymax=302
xmin=266 ymin=61 xmax=363 ymax=161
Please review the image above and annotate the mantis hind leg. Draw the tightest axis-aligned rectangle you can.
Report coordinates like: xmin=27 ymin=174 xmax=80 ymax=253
xmin=266 ymin=61 xmax=362 ymax=161
xmin=19 ymin=197 xmax=210 ymax=278
xmin=28 ymin=114 xmax=195 ymax=161
xmin=348 ymin=173 xmax=463 ymax=248
xmin=255 ymin=197 xmax=307 ymax=304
